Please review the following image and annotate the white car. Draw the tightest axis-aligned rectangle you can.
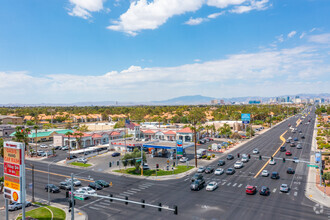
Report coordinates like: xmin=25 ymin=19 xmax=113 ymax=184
xmin=40 ymin=144 xmax=48 ymax=148
xmin=179 ymin=157 xmax=189 ymax=163
xmin=79 ymin=187 xmax=96 ymax=195
xmin=214 ymin=168 xmax=224 ymax=175
xmin=234 ymin=161 xmax=244 ymax=169
xmin=241 ymin=156 xmax=249 ymax=163
xmin=253 ymin=148 xmax=259 ymax=154
xmin=66 ymin=178 xmax=81 ymax=186
xmin=206 ymin=181 xmax=218 ymax=191
xmin=280 ymin=184 xmax=289 ymax=193
xmin=261 ymin=170 xmax=269 ymax=177
xmin=269 ymin=160 xmax=276 ymax=165
xmin=71 ymin=190 xmax=89 ymax=199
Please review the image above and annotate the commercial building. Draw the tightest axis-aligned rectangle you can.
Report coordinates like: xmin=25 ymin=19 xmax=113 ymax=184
xmin=0 ymin=125 xmax=16 ymax=138
xmin=10 ymin=129 xmax=74 ymax=143
xmin=0 ymin=115 xmax=23 ymax=125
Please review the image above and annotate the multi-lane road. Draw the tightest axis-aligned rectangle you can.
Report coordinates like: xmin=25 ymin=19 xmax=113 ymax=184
xmin=1 ymin=108 xmax=329 ymax=219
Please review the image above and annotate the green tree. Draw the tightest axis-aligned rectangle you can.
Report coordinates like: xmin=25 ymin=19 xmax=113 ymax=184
xmin=65 ymin=131 xmax=73 ymax=159
xmin=0 ymin=176 xmax=4 ymax=193
xmin=13 ymin=126 xmax=31 ymax=155
xmin=218 ymin=123 xmax=232 ymax=138
xmin=114 ymin=119 xmax=125 ymax=128
xmin=74 ymin=132 xmax=84 ymax=149
xmin=323 ymin=172 xmax=330 ymax=184
xmin=26 ymin=121 xmax=35 ymax=126
xmin=121 ymin=148 xmax=147 ymax=172
xmin=33 ymin=125 xmax=39 ymax=156
xmin=0 ymin=138 xmax=4 ymax=158
xmin=65 ymin=122 xmax=72 ymax=129
xmin=188 ymin=108 xmax=206 ymax=168
xmin=77 ymin=125 xmax=90 ymax=132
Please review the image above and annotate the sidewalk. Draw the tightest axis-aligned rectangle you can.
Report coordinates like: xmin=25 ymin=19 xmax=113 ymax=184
xmin=305 ymin=117 xmax=330 ymax=208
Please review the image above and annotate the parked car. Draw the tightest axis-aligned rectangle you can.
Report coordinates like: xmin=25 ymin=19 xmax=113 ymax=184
xmin=197 ymin=167 xmax=206 ymax=173
xmin=271 ymin=172 xmax=280 ymax=179
xmin=77 ymin=158 xmax=88 ymax=163
xmin=67 ymin=155 xmax=77 ymax=160
xmin=234 ymin=161 xmax=244 ymax=169
xmin=59 ymin=181 xmax=71 ymax=190
xmin=112 ymin=152 xmax=121 ymax=157
xmin=245 ymin=185 xmax=257 ymax=195
xmin=45 ymin=184 xmax=60 ymax=193
xmin=261 ymin=170 xmax=269 ymax=177
xmin=180 ymin=157 xmax=189 ymax=163
xmin=280 ymin=184 xmax=289 ymax=193
xmin=253 ymin=148 xmax=259 ymax=154
xmin=218 ymin=160 xmax=225 ymax=166
xmin=259 ymin=186 xmax=270 ymax=196
xmin=226 ymin=168 xmax=235 ymax=175
xmin=287 ymin=167 xmax=295 ymax=174
xmin=88 ymin=182 xmax=103 ymax=190
xmin=40 ymin=144 xmax=48 ymax=148
xmin=37 ymin=150 xmax=45 ymax=156
xmin=8 ymin=201 xmax=32 ymax=211
xmin=62 ymin=146 xmax=69 ymax=151
xmin=41 ymin=151 xmax=53 ymax=157
xmin=142 ymin=163 xmax=150 ymax=170
xmin=214 ymin=168 xmax=224 ymax=175
xmin=190 ymin=179 xmax=205 ymax=191
xmin=290 ymin=142 xmax=296 ymax=147
xmin=227 ymin=154 xmax=234 ymax=160
xmin=206 ymin=181 xmax=218 ymax=191
xmin=95 ymin=180 xmax=109 ymax=187
xmin=205 ymin=167 xmax=214 ymax=174
xmin=301 ymin=134 xmax=305 ymax=139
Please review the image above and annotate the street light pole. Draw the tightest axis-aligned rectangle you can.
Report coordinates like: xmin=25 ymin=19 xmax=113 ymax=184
xmin=31 ymin=164 xmax=35 ymax=202
xmin=47 ymin=160 xmax=59 ymax=205
xmin=71 ymin=173 xmax=75 ymax=220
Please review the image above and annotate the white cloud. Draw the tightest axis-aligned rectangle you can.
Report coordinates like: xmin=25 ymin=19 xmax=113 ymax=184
xmin=276 ymin=34 xmax=284 ymax=43
xmin=107 ymin=0 xmax=204 ymax=36
xmin=308 ymin=33 xmax=330 ymax=44
xmin=287 ymin=31 xmax=296 ymax=38
xmin=1 ymin=45 xmax=329 ymax=103
xmin=68 ymin=0 xmax=106 ymax=19
xmin=300 ymin=32 xmax=306 ymax=39
xmin=230 ymin=0 xmax=269 ymax=14
xmin=194 ymin=59 xmax=201 ymax=62
xmin=185 ymin=17 xmax=206 ymax=25
xmin=108 ymin=0 xmax=270 ymax=35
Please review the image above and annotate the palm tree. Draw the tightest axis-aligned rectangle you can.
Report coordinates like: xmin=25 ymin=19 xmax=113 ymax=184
xmin=0 ymin=138 xmax=4 ymax=158
xmin=65 ymin=131 xmax=73 ymax=159
xmin=13 ymin=126 xmax=31 ymax=155
xmin=33 ymin=125 xmax=39 ymax=156
xmin=74 ymin=132 xmax=84 ymax=149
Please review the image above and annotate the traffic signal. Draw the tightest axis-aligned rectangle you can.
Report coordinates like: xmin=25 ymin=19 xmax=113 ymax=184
xmin=156 ymin=164 xmax=159 ymax=169
xmin=237 ymin=153 xmax=240 ymax=158
xmin=248 ymin=154 xmax=250 ymax=159
xmin=174 ymin=205 xmax=178 ymax=215
xmin=158 ymin=203 xmax=162 ymax=212
xmin=117 ymin=161 xmax=119 ymax=166
xmin=259 ymin=155 xmax=262 ymax=160
xmin=283 ymin=158 xmax=285 ymax=163
xmin=109 ymin=162 xmax=112 ymax=167
xmin=141 ymin=199 xmax=145 ymax=208
xmin=110 ymin=194 xmax=113 ymax=202
xmin=321 ymin=170 xmax=323 ymax=175
xmin=125 ymin=196 xmax=128 ymax=205
xmin=66 ymin=191 xmax=69 ymax=198
xmin=173 ymin=162 xmax=175 ymax=167
xmin=271 ymin=156 xmax=273 ymax=161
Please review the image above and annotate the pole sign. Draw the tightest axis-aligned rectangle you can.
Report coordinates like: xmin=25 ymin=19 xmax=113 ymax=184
xmin=176 ymin=140 xmax=183 ymax=157
xmin=241 ymin=113 xmax=251 ymax=124
xmin=3 ymin=141 xmax=25 ymax=203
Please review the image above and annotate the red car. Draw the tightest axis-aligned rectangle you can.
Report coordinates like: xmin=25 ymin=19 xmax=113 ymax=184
xmin=288 ymin=124 xmax=291 ymax=127
xmin=246 ymin=185 xmax=257 ymax=195
xmin=285 ymin=151 xmax=292 ymax=156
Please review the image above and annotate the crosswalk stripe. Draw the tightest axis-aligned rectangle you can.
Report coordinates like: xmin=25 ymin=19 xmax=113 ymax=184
xmin=227 ymin=182 xmax=231 ymax=186
xmin=222 ymin=182 xmax=226 ymax=185
xmin=89 ymin=206 xmax=100 ymax=210
xmin=122 ymin=191 xmax=134 ymax=195
xmin=232 ymin=183 xmax=237 ymax=187
xmin=93 ymin=204 xmax=108 ymax=208
xmin=127 ymin=190 xmax=137 ymax=193
xmin=294 ymin=192 xmax=298 ymax=196
xmin=238 ymin=184 xmax=242 ymax=188
xmin=273 ymin=188 xmax=277 ymax=193
xmin=130 ymin=188 xmax=141 ymax=191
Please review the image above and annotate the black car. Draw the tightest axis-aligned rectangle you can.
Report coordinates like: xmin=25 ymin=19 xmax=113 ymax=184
xmin=95 ymin=180 xmax=110 ymax=187
xmin=299 ymin=130 xmax=302 ymax=133
xmin=190 ymin=179 xmax=205 ymax=191
xmin=227 ymin=154 xmax=234 ymax=160
xmin=301 ymin=134 xmax=305 ymax=139
xmin=45 ymin=184 xmax=60 ymax=193
xmin=67 ymin=155 xmax=77 ymax=160
xmin=205 ymin=167 xmax=214 ymax=174
xmin=271 ymin=172 xmax=280 ymax=179
xmin=280 ymin=146 xmax=286 ymax=152
xmin=112 ymin=152 xmax=121 ymax=157
xmin=226 ymin=168 xmax=235 ymax=175
xmin=218 ymin=160 xmax=225 ymax=166
xmin=259 ymin=186 xmax=270 ymax=196
xmin=59 ymin=182 xmax=71 ymax=190
xmin=287 ymin=167 xmax=295 ymax=174
xmin=89 ymin=182 xmax=103 ymax=190
xmin=290 ymin=142 xmax=296 ymax=147
xmin=191 ymin=173 xmax=204 ymax=182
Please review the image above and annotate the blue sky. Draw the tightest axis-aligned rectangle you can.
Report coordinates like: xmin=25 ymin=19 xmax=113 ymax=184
xmin=0 ymin=0 xmax=329 ymax=104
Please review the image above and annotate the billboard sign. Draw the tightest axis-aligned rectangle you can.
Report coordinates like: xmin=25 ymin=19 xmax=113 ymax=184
xmin=241 ymin=113 xmax=251 ymax=124
xmin=3 ymin=141 xmax=25 ymax=203
xmin=176 ymin=140 xmax=183 ymax=157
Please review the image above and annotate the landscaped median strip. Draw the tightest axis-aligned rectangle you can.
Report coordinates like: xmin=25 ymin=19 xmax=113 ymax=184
xmin=254 ymin=130 xmax=287 ymax=178
xmin=70 ymin=162 xmax=92 ymax=167
xmin=113 ymin=165 xmax=194 ymax=176
xmin=16 ymin=205 xmax=65 ymax=220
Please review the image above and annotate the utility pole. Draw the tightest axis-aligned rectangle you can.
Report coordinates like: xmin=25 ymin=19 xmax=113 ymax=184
xmin=31 ymin=164 xmax=35 ymax=202
xmin=141 ymin=146 xmax=143 ymax=176
xmin=194 ymin=127 xmax=197 ymax=168
xmin=5 ymin=199 xmax=8 ymax=220
xmin=71 ymin=173 xmax=75 ymax=220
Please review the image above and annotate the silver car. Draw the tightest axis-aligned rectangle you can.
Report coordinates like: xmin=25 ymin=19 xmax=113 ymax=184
xmin=8 ymin=201 xmax=32 ymax=211
xmin=280 ymin=184 xmax=289 ymax=193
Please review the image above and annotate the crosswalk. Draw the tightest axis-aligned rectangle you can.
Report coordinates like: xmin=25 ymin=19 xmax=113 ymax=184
xmin=86 ymin=182 xmax=155 ymax=210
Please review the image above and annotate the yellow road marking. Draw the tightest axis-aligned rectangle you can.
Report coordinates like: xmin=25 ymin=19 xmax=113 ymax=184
xmin=254 ymin=130 xmax=287 ymax=178
xmin=0 ymin=162 xmax=93 ymax=183
xmin=296 ymin=119 xmax=301 ymax=127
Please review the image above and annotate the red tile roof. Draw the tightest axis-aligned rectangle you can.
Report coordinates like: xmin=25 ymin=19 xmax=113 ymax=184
xmin=164 ymin=130 xmax=176 ymax=135
xmin=177 ymin=127 xmax=193 ymax=133
xmin=111 ymin=131 xmax=121 ymax=136
xmin=64 ymin=132 xmax=91 ymax=137
xmin=92 ymin=134 xmax=103 ymax=138
xmin=143 ymin=130 xmax=156 ymax=134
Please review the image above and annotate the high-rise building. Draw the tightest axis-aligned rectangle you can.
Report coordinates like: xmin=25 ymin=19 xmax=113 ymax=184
xmin=211 ymin=99 xmax=219 ymax=105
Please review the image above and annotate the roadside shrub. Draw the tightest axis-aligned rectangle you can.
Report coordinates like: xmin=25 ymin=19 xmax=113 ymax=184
xmin=202 ymin=155 xmax=207 ymax=159
xmin=207 ymin=156 xmax=211 ymax=160
xmin=325 ymin=157 xmax=329 ymax=161
xmin=325 ymin=168 xmax=329 ymax=170
xmin=212 ymin=154 xmax=215 ymax=158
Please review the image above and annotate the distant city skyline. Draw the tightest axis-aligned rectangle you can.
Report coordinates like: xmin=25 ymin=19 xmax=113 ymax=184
xmin=0 ymin=0 xmax=329 ymax=103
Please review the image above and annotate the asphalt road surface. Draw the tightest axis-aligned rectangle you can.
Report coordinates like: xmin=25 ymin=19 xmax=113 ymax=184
xmin=1 ymin=107 xmax=329 ymax=220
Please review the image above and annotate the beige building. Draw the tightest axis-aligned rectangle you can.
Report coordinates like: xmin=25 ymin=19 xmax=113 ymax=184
xmin=0 ymin=115 xmax=23 ymax=125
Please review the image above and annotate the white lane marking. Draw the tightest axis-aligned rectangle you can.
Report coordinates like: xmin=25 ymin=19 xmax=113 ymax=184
xmin=227 ymin=182 xmax=231 ymax=186
xmin=126 ymin=190 xmax=137 ymax=193
xmin=89 ymin=206 xmax=100 ymax=210
xmin=232 ymin=183 xmax=237 ymax=187
xmin=294 ymin=192 xmax=298 ymax=196
xmin=130 ymin=188 xmax=141 ymax=191
xmin=184 ymin=178 xmax=189 ymax=181
xmin=273 ymin=188 xmax=277 ymax=193
xmin=141 ymin=183 xmax=153 ymax=186
xmin=138 ymin=187 xmax=147 ymax=190
xmin=122 ymin=191 xmax=134 ymax=195
xmin=222 ymin=182 xmax=226 ymax=186
xmin=238 ymin=184 xmax=242 ymax=188
xmin=93 ymin=204 xmax=108 ymax=208
xmin=80 ymin=198 xmax=103 ymax=208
